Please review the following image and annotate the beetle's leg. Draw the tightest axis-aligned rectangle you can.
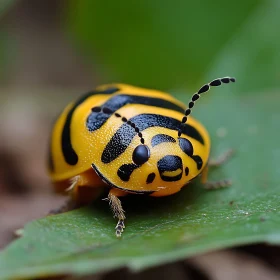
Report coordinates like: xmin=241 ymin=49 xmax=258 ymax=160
xmin=203 ymin=177 xmax=232 ymax=190
xmin=201 ymin=165 xmax=209 ymax=185
xmin=49 ymin=178 xmax=81 ymax=214
xmin=66 ymin=171 xmax=105 ymax=204
xmin=50 ymin=170 xmax=105 ymax=215
xmin=201 ymin=149 xmax=234 ymax=190
xmin=208 ymin=149 xmax=234 ymax=167
xmin=107 ymin=188 xmax=127 ymax=237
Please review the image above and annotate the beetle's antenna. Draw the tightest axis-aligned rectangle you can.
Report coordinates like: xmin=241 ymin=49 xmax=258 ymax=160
xmin=178 ymin=77 xmax=236 ymax=137
xmin=91 ymin=106 xmax=145 ymax=144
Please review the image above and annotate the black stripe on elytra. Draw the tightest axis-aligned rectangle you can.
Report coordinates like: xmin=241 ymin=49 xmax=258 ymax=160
xmin=151 ymin=134 xmax=176 ymax=147
xmin=62 ymin=87 xmax=119 ymax=165
xmin=86 ymin=94 xmax=185 ymax=132
xmin=101 ymin=114 xmax=204 ymax=164
xmin=91 ymin=163 xmax=155 ymax=194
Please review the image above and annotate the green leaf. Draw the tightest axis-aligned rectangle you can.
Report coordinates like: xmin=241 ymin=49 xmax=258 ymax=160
xmin=66 ymin=0 xmax=262 ymax=89
xmin=0 ymin=0 xmax=17 ymax=80
xmin=0 ymin=89 xmax=279 ymax=279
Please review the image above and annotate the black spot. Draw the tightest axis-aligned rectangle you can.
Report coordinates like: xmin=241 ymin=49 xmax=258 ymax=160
xmin=158 ymin=155 xmax=182 ymax=172
xmin=101 ymin=114 xmax=205 ymax=164
xmin=158 ymin=155 xmax=183 ymax=182
xmin=132 ymin=145 xmax=150 ymax=165
xmin=221 ymin=77 xmax=230 ymax=83
xmin=122 ymin=117 xmax=127 ymax=122
xmin=185 ymin=167 xmax=189 ymax=176
xmin=230 ymin=77 xmax=236 ymax=82
xmin=179 ymin=138 xmax=194 ymax=156
xmin=146 ymin=173 xmax=156 ymax=184
xmin=151 ymin=134 xmax=176 ymax=147
xmin=198 ymin=84 xmax=210 ymax=94
xmin=191 ymin=155 xmax=203 ymax=170
xmin=179 ymin=139 xmax=203 ymax=170
xmin=210 ymin=79 xmax=222 ymax=86
xmin=92 ymin=163 xmax=154 ymax=194
xmin=182 ymin=116 xmax=187 ymax=123
xmin=115 ymin=113 xmax=121 ymax=118
xmin=117 ymin=163 xmax=138 ymax=182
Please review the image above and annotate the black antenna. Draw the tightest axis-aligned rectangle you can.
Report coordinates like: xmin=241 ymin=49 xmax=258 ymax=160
xmin=91 ymin=106 xmax=145 ymax=144
xmin=178 ymin=77 xmax=236 ymax=137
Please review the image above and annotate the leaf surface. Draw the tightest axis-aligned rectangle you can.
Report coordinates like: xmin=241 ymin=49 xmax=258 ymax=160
xmin=0 ymin=90 xmax=279 ymax=279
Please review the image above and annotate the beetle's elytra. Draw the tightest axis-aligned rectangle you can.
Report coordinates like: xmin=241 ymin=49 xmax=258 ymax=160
xmin=48 ymin=77 xmax=235 ymax=237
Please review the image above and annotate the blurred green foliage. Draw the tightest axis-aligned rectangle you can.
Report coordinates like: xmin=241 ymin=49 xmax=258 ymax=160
xmin=207 ymin=0 xmax=280 ymax=94
xmin=1 ymin=1 xmax=279 ymax=94
xmin=0 ymin=0 xmax=16 ymax=80
xmin=0 ymin=0 xmax=15 ymax=16
xmin=66 ymin=0 xmax=280 ymax=92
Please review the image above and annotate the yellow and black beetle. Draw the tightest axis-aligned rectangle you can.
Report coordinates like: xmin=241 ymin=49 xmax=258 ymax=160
xmin=48 ymin=77 xmax=235 ymax=237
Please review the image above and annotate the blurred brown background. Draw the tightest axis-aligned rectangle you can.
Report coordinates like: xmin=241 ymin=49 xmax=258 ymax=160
xmin=0 ymin=0 xmax=96 ymax=249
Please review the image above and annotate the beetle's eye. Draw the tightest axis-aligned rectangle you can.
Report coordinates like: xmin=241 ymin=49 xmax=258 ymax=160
xmin=132 ymin=145 xmax=150 ymax=165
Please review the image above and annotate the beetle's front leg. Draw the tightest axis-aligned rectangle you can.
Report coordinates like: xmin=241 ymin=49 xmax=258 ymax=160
xmin=107 ymin=188 xmax=127 ymax=237
xmin=201 ymin=149 xmax=234 ymax=190
xmin=208 ymin=149 xmax=234 ymax=167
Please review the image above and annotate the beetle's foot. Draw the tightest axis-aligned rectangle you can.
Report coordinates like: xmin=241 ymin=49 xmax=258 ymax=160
xmin=107 ymin=189 xmax=126 ymax=237
xmin=209 ymin=149 xmax=235 ymax=167
xmin=14 ymin=228 xmax=24 ymax=238
xmin=115 ymin=219 xmax=125 ymax=237
xmin=204 ymin=179 xmax=232 ymax=190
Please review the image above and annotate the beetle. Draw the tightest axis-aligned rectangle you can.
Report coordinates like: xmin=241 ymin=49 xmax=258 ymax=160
xmin=48 ymin=77 xmax=235 ymax=237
